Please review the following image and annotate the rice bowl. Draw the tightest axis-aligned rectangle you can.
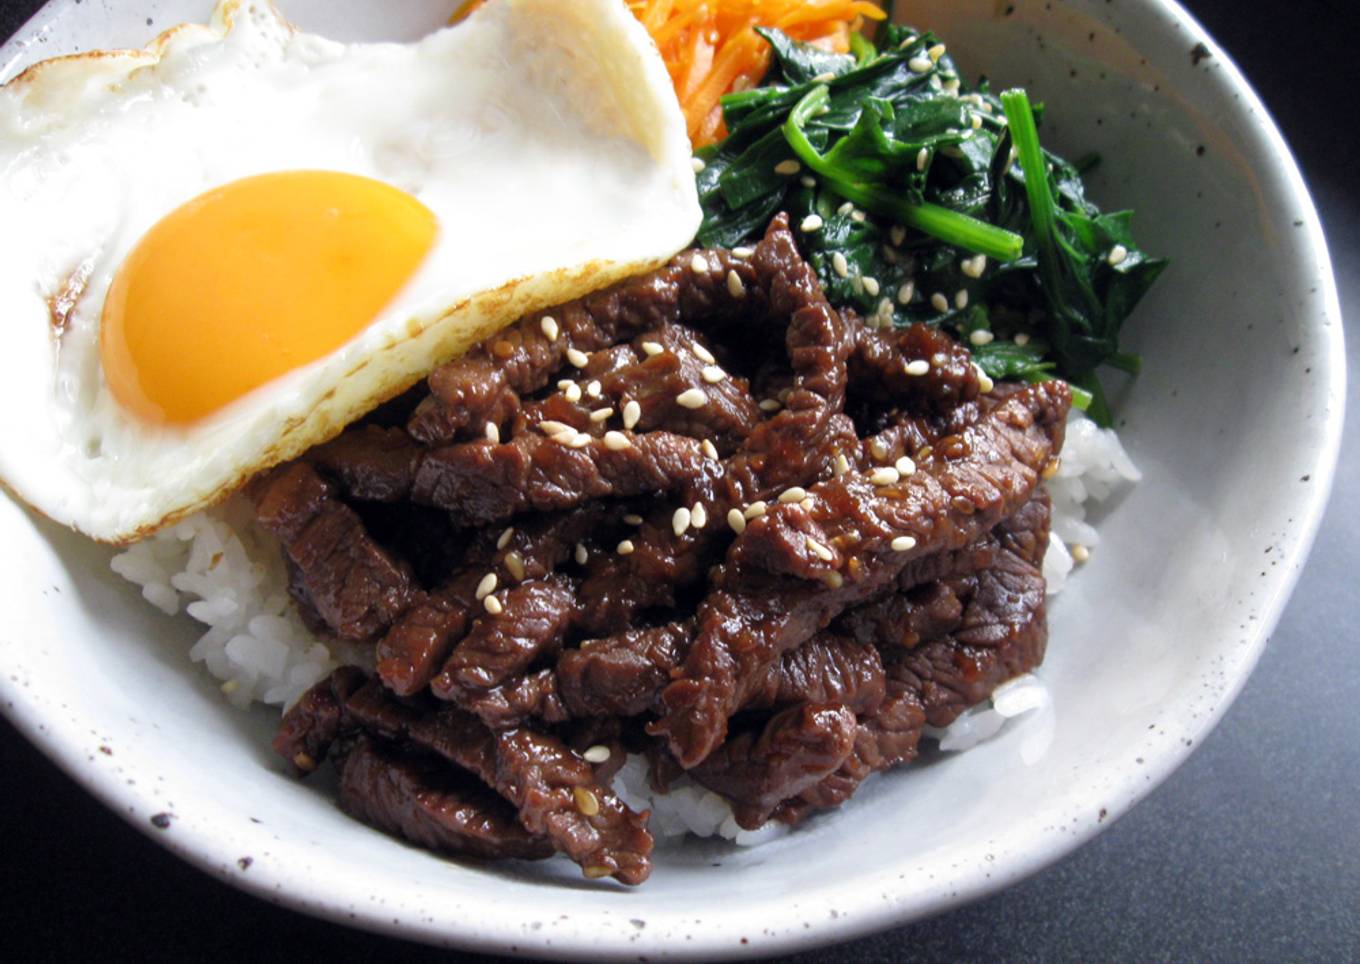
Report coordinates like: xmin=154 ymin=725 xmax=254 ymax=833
xmin=0 ymin=0 xmax=1343 ymax=957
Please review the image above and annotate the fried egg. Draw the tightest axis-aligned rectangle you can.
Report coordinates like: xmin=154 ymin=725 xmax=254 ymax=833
xmin=0 ymin=0 xmax=700 ymax=543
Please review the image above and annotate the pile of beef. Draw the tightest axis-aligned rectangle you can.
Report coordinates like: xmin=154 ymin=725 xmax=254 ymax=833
xmin=262 ymin=214 xmax=1071 ymax=885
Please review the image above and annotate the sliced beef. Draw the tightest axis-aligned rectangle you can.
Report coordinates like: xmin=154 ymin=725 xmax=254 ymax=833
xmin=653 ymin=380 xmax=1069 ymax=768
xmin=408 ymin=246 xmax=767 ymax=446
xmin=252 ymin=462 xmax=416 ymax=641
xmin=262 ymin=210 xmax=1079 ymax=884
xmin=432 ymin=575 xmax=577 ymax=696
xmin=689 ymin=702 xmax=858 ymax=829
xmin=411 ymin=431 xmax=709 ymax=525
xmin=338 ymin=738 xmax=553 ymax=862
xmin=273 ymin=666 xmax=368 ymax=774
xmin=309 ymin=425 xmax=423 ymax=502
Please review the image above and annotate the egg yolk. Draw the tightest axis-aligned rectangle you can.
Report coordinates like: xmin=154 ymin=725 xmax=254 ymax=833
xmin=101 ymin=171 xmax=437 ymax=425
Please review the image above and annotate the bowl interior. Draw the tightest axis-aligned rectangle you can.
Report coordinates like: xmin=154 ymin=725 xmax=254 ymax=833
xmin=0 ymin=0 xmax=1344 ymax=958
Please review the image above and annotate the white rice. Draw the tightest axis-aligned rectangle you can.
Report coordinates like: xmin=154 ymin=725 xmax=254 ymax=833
xmin=110 ymin=409 xmax=1138 ymax=843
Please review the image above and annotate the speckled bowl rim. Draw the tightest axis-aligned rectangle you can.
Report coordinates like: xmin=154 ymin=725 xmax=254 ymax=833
xmin=0 ymin=0 xmax=1345 ymax=959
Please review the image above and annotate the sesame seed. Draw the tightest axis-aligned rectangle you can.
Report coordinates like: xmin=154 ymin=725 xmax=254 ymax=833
xmin=869 ymin=439 xmax=889 ymax=461
xmin=800 ymin=174 xmax=817 ymax=188
xmin=671 ymin=507 xmax=691 ymax=536
xmin=557 ymin=378 xmax=574 ymax=390
xmin=563 ymin=383 xmax=582 ymax=403
xmin=863 ymin=276 xmax=880 ymax=297
xmin=800 ymin=214 xmax=824 ymax=233
xmin=744 ymin=501 xmax=768 ymax=520
xmin=974 ymin=363 xmax=995 ymax=394
xmin=971 ymin=113 xmax=983 ymax=130
xmin=851 ymin=210 xmax=867 ymax=223
xmin=1107 ymin=244 xmax=1129 ymax=266
xmin=701 ymin=439 xmax=719 ymax=460
xmin=1014 ymin=332 xmax=1031 ymax=346
xmin=774 ymin=159 xmax=801 ymax=176
xmin=567 ymin=432 xmax=592 ymax=448
xmin=969 ymin=329 xmax=994 ymax=346
xmin=483 ymin=593 xmax=503 ymax=615
xmin=497 ymin=527 xmax=515 ymax=550
xmin=731 ymin=246 xmax=754 ymax=259
xmin=574 ymin=542 xmax=589 ymax=565
xmin=904 ymin=359 xmax=930 ymax=376
xmin=583 ymin=865 xmax=612 ymax=880
xmin=909 ymin=55 xmax=933 ymax=73
xmin=837 ymin=201 xmax=854 ymax=216
xmin=811 ymin=71 xmax=837 ymax=84
xmin=891 ymin=224 xmax=907 ymax=247
xmin=550 ymin=429 xmax=576 ymax=446
xmin=955 ymin=289 xmax=969 ymax=310
xmin=823 ymin=571 xmax=844 ymax=589
xmin=676 ymin=388 xmax=708 ymax=409
xmin=691 ymin=156 xmax=706 ymax=173
xmin=604 ymin=430 xmax=631 ymax=451
xmin=897 ymin=281 xmax=915 ymax=304
xmin=727 ymin=269 xmax=745 ymax=298
xmin=583 ymin=744 xmax=612 ymax=764
xmin=690 ymin=253 xmax=710 ymax=274
xmin=851 ymin=275 xmax=865 ymax=297
xmin=540 ymin=316 xmax=559 ymax=341
xmin=896 ymin=456 xmax=917 ymax=476
xmin=538 ymin=420 xmax=572 ymax=436
xmin=687 ymin=342 xmax=714 ymax=364
xmin=835 ymin=453 xmax=852 ymax=476
xmin=891 ymin=535 xmax=917 ymax=552
xmin=961 ymin=255 xmax=988 ymax=278
xmin=1071 ymin=543 xmax=1091 ymax=563
xmin=504 ymin=551 xmax=526 ymax=582
xmin=573 ymin=786 xmax=601 ymax=816
xmin=586 ymin=380 xmax=602 ymax=398
xmin=928 ymin=42 xmax=947 ymax=62
xmin=870 ymin=467 xmax=900 ymax=486
xmin=832 ymin=252 xmax=850 ymax=278
xmin=930 ymin=292 xmax=949 ymax=313
xmin=942 ymin=77 xmax=960 ymax=95
xmin=727 ymin=508 xmax=746 ymax=534
xmin=588 ymin=407 xmax=612 ymax=423
xmin=485 ymin=421 xmax=500 ymax=443
xmin=779 ymin=487 xmax=807 ymax=504
xmin=801 ymin=497 xmax=815 ymax=511
xmin=916 ymin=148 xmax=930 ymax=172
xmin=641 ymin=341 xmax=664 ymax=357
xmin=623 ymin=513 xmax=644 ymax=526
xmin=806 ymin=536 xmax=834 ymax=561
xmin=623 ymin=400 xmax=641 ymax=430
xmin=877 ymin=298 xmax=894 ymax=322
xmin=566 ymin=347 xmax=589 ymax=368
xmin=691 ymin=503 xmax=708 ymax=528
xmin=898 ymin=34 xmax=918 ymax=48
xmin=699 ymin=365 xmax=727 ymax=386
xmin=616 ymin=539 xmax=635 ymax=556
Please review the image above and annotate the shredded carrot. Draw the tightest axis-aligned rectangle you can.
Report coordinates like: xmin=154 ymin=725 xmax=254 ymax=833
xmin=450 ymin=0 xmax=883 ymax=149
xmin=629 ymin=0 xmax=886 ymax=147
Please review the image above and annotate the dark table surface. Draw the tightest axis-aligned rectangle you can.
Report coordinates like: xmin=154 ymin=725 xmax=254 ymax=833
xmin=2 ymin=1 xmax=1356 ymax=961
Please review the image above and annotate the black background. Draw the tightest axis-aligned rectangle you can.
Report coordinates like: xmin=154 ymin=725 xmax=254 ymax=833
xmin=2 ymin=2 xmax=1357 ymax=961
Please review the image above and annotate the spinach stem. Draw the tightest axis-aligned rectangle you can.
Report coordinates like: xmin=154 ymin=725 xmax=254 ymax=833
xmin=782 ymin=87 xmax=1024 ymax=262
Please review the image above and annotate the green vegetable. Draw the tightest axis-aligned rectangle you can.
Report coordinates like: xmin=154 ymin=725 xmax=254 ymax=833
xmin=696 ymin=25 xmax=1166 ymax=425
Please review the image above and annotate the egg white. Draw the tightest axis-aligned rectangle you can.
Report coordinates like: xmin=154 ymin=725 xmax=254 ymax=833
xmin=0 ymin=0 xmax=700 ymax=543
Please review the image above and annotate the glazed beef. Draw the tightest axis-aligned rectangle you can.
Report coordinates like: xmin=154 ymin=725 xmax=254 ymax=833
xmin=263 ymin=212 xmax=1071 ymax=884
xmin=338 ymin=738 xmax=553 ymax=862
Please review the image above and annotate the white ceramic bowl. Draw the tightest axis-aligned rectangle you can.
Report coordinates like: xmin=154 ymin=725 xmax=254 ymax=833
xmin=0 ymin=0 xmax=1344 ymax=958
